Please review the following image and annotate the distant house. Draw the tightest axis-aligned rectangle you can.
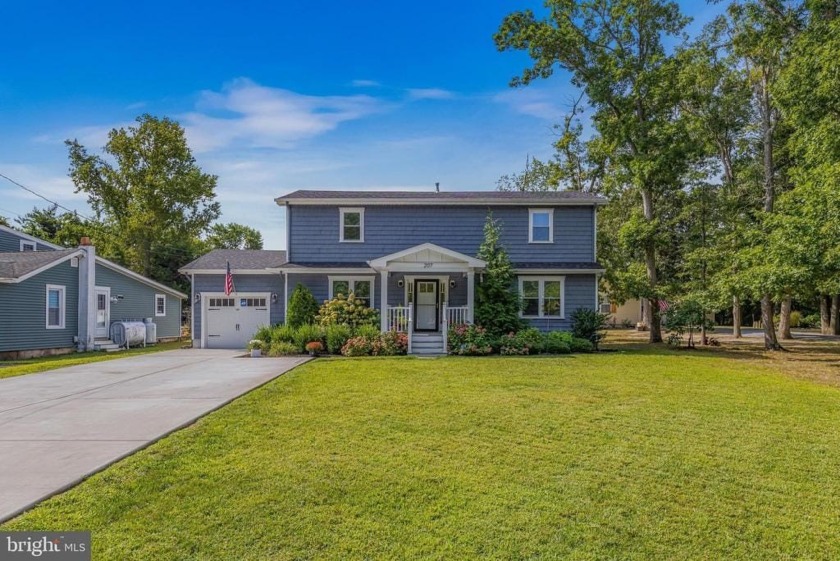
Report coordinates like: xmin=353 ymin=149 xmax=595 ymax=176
xmin=0 ymin=225 xmax=185 ymax=359
xmin=180 ymin=190 xmax=606 ymax=354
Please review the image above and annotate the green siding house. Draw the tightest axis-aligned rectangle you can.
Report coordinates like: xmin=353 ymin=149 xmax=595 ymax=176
xmin=0 ymin=225 xmax=186 ymax=358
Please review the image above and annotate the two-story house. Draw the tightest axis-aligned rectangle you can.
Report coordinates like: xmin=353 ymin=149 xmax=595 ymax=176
xmin=180 ymin=190 xmax=605 ymax=353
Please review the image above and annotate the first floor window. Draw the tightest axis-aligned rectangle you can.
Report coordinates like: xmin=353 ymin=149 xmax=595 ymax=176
xmin=46 ymin=285 xmax=66 ymax=328
xmin=155 ymin=294 xmax=166 ymax=316
xmin=330 ymin=277 xmax=373 ymax=307
xmin=518 ymin=277 xmax=564 ymax=318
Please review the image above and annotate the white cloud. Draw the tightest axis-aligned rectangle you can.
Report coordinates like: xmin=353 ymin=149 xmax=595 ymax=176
xmin=351 ymin=79 xmax=381 ymax=88
xmin=182 ymin=78 xmax=385 ymax=152
xmin=493 ymin=89 xmax=567 ymax=120
xmin=406 ymin=88 xmax=455 ymax=101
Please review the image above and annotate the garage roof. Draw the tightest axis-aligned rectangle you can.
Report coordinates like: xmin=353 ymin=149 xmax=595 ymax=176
xmin=179 ymin=249 xmax=288 ymax=273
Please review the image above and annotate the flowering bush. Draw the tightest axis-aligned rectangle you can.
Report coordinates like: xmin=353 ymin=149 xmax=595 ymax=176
xmin=447 ymin=324 xmax=493 ymax=356
xmin=305 ymin=341 xmax=324 ymax=355
xmin=499 ymin=332 xmax=531 ymax=355
xmin=316 ymin=292 xmax=380 ymax=329
xmin=341 ymin=336 xmax=374 ymax=356
xmin=247 ymin=339 xmax=265 ymax=351
xmin=340 ymin=331 xmax=409 ymax=357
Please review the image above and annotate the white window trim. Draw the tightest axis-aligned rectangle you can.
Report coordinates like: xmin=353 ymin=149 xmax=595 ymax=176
xmin=328 ymin=275 xmax=375 ymax=305
xmin=518 ymin=276 xmax=565 ymax=319
xmin=528 ymin=208 xmax=554 ymax=244
xmin=155 ymin=293 xmax=166 ymax=317
xmin=20 ymin=240 xmax=36 ymax=252
xmin=339 ymin=207 xmax=365 ymax=243
xmin=45 ymin=284 xmax=66 ymax=329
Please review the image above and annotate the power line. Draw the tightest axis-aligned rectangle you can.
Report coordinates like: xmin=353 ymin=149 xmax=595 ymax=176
xmin=0 ymin=172 xmax=93 ymax=221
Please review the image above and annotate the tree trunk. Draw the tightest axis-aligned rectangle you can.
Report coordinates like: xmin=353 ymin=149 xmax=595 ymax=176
xmin=733 ymin=296 xmax=742 ymax=338
xmin=832 ymin=295 xmax=840 ymax=336
xmin=761 ymin=295 xmax=781 ymax=350
xmin=820 ymin=295 xmax=832 ymax=335
xmin=641 ymin=189 xmax=661 ymax=343
xmin=779 ymin=296 xmax=793 ymax=340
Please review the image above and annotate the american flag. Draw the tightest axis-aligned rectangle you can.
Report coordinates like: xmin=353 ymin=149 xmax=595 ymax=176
xmin=658 ymin=299 xmax=670 ymax=313
xmin=225 ymin=261 xmax=235 ymax=296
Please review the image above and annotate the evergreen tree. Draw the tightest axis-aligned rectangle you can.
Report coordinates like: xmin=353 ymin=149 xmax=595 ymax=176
xmin=474 ymin=214 xmax=523 ymax=337
xmin=287 ymin=284 xmax=320 ymax=328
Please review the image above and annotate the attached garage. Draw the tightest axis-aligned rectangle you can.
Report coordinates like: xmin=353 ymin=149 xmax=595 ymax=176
xmin=202 ymin=293 xmax=271 ymax=349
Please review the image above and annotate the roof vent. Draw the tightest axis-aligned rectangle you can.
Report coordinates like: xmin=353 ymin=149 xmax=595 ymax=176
xmin=435 ymin=182 xmax=440 ymax=193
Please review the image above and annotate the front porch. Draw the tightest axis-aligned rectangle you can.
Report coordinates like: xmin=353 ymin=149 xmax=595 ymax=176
xmin=370 ymin=243 xmax=485 ymax=355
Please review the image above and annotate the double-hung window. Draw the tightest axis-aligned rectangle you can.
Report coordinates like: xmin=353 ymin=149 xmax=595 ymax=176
xmin=46 ymin=285 xmax=66 ymax=329
xmin=155 ymin=294 xmax=166 ymax=316
xmin=519 ymin=277 xmax=564 ymax=319
xmin=329 ymin=277 xmax=373 ymax=307
xmin=340 ymin=208 xmax=364 ymax=242
xmin=529 ymin=208 xmax=554 ymax=243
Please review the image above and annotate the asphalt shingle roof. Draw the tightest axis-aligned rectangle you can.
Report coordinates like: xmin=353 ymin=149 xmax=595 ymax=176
xmin=179 ymin=249 xmax=288 ymax=272
xmin=513 ymin=262 xmax=604 ymax=270
xmin=0 ymin=249 xmax=81 ymax=280
xmin=276 ymin=190 xmax=606 ymax=204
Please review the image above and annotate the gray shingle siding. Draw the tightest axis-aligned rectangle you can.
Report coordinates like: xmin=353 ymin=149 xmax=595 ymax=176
xmin=519 ymin=274 xmax=597 ymax=332
xmin=288 ymin=273 xmax=382 ymax=309
xmin=0 ymin=261 xmax=79 ymax=352
xmin=192 ymin=274 xmax=283 ymax=341
xmin=288 ymin=205 xmax=594 ymax=264
xmin=95 ymin=264 xmax=182 ymax=339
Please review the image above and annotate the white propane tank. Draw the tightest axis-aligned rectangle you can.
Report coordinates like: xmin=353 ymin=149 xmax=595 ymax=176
xmin=110 ymin=321 xmax=147 ymax=348
xmin=144 ymin=317 xmax=157 ymax=344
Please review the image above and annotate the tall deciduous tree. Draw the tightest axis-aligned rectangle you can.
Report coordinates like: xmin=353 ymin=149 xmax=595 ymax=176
xmin=15 ymin=204 xmax=94 ymax=248
xmin=495 ymin=0 xmax=694 ymax=343
xmin=66 ymin=115 xmax=221 ymax=281
xmin=205 ymin=222 xmax=264 ymax=250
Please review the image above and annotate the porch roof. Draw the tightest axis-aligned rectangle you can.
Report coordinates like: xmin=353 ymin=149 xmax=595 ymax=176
xmin=368 ymin=243 xmax=486 ymax=271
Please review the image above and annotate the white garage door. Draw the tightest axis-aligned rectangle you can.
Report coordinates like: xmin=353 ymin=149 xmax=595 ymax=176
xmin=204 ymin=294 xmax=270 ymax=349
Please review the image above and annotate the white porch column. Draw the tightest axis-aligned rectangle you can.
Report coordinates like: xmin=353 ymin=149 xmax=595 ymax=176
xmin=467 ymin=269 xmax=475 ymax=324
xmin=380 ymin=270 xmax=388 ymax=332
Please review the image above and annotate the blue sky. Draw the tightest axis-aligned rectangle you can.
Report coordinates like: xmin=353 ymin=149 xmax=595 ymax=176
xmin=0 ymin=0 xmax=722 ymax=249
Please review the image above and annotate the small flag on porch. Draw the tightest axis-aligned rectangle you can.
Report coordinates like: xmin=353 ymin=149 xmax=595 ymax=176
xmin=225 ymin=261 xmax=236 ymax=296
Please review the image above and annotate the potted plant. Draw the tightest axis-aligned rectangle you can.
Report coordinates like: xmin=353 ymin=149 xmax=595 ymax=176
xmin=305 ymin=341 xmax=323 ymax=357
xmin=247 ymin=339 xmax=264 ymax=358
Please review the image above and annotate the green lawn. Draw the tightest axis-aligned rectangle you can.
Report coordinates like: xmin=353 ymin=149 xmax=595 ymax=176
xmin=0 ymin=341 xmax=184 ymax=379
xmin=4 ymin=352 xmax=840 ymax=559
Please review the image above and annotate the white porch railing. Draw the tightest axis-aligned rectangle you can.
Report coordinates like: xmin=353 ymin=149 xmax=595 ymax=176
xmin=447 ymin=306 xmax=469 ymax=327
xmin=386 ymin=305 xmax=413 ymax=354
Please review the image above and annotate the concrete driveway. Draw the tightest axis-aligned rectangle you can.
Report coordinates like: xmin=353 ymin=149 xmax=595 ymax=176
xmin=0 ymin=349 xmax=308 ymax=522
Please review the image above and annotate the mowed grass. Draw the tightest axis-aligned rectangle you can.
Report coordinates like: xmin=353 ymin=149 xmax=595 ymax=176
xmin=5 ymin=352 xmax=840 ymax=560
xmin=0 ymin=341 xmax=184 ymax=380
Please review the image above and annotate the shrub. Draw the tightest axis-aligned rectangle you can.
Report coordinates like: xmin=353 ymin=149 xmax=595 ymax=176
xmin=317 ymin=292 xmax=380 ymax=329
xmin=354 ymin=324 xmax=381 ymax=339
xmin=341 ymin=336 xmax=374 ymax=357
xmin=287 ymin=284 xmax=319 ymax=328
xmin=378 ymin=330 xmax=408 ymax=356
xmin=447 ymin=324 xmax=493 ymax=356
xmin=789 ymin=310 xmax=802 ymax=328
xmin=268 ymin=341 xmax=299 ymax=357
xmin=515 ymin=327 xmax=544 ymax=353
xmin=325 ymin=324 xmax=353 ymax=354
xmin=499 ymin=332 xmax=530 ymax=355
xmin=293 ymin=324 xmax=325 ymax=352
xmin=272 ymin=324 xmax=296 ymax=344
xmin=571 ymin=308 xmax=609 ymax=350
xmin=570 ymin=337 xmax=595 ymax=353
xmin=247 ymin=339 xmax=265 ymax=351
xmin=543 ymin=331 xmax=572 ymax=354
xmin=252 ymin=325 xmax=273 ymax=346
xmin=800 ymin=313 xmax=821 ymax=329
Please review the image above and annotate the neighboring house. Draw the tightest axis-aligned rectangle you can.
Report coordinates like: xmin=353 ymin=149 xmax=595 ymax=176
xmin=0 ymin=225 xmax=185 ymax=359
xmin=181 ymin=190 xmax=606 ymax=354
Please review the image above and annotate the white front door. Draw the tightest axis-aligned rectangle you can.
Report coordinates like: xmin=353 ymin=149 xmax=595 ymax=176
xmin=414 ymin=280 xmax=438 ymax=332
xmin=95 ymin=287 xmax=110 ymax=339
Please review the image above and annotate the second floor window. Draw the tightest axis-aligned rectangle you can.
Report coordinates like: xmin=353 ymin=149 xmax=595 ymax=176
xmin=340 ymin=207 xmax=364 ymax=242
xmin=529 ymin=208 xmax=554 ymax=243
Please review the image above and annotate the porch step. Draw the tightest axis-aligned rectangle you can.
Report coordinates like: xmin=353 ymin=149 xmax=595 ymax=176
xmin=411 ymin=333 xmax=445 ymax=356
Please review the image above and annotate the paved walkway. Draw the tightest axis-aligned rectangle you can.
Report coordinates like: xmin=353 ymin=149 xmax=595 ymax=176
xmin=0 ymin=349 xmax=308 ymax=522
